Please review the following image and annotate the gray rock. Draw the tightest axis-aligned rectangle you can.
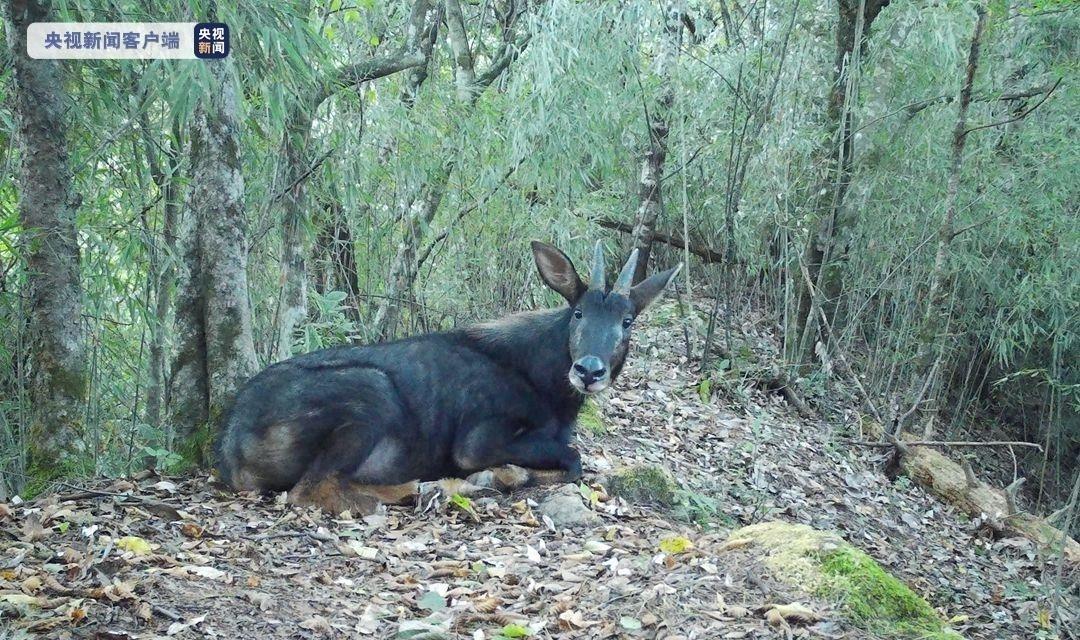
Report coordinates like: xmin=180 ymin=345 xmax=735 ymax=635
xmin=538 ymin=485 xmax=599 ymax=528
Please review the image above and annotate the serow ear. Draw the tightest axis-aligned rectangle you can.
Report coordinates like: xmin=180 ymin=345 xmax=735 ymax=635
xmin=629 ymin=263 xmax=683 ymax=312
xmin=531 ymin=241 xmax=586 ymax=303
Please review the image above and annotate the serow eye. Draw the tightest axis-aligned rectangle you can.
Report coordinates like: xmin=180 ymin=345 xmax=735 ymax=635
xmin=573 ymin=308 xmax=583 ymax=319
xmin=622 ymin=317 xmax=633 ymax=329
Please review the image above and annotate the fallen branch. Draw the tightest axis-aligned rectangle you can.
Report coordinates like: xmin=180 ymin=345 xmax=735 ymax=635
xmin=763 ymin=368 xmax=815 ymax=420
xmin=859 ymin=423 xmax=1079 ymax=563
xmin=705 ymin=342 xmax=815 ymax=420
xmin=903 ymin=81 xmax=1060 ymax=119
xmin=1004 ymin=477 xmax=1026 ymax=516
xmin=593 ymin=216 xmax=724 ymax=263
xmin=845 ymin=439 xmax=1043 ymax=451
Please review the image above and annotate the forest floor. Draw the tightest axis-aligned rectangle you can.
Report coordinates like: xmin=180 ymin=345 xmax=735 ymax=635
xmin=1 ymin=299 xmax=1076 ymax=640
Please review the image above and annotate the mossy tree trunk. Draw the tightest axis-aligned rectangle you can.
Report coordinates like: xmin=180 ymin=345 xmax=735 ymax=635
xmin=271 ymin=106 xmax=316 ymax=362
xmin=4 ymin=0 xmax=88 ymax=481
xmin=167 ymin=58 xmax=258 ymax=464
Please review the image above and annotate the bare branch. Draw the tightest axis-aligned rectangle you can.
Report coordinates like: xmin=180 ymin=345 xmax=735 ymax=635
xmin=593 ymin=216 xmax=724 ymax=263
xmin=903 ymin=81 xmax=1060 ymax=119
xmin=962 ymin=460 xmax=979 ymax=488
xmin=315 ymin=0 xmax=435 ymax=105
xmin=797 ymin=262 xmax=884 ymax=424
xmin=323 ymin=51 xmax=427 ymax=104
xmin=270 ymin=149 xmax=334 ymax=204
xmin=1004 ymin=477 xmax=1027 ymax=516
xmin=964 ymin=77 xmax=1062 ymax=135
xmin=475 ymin=33 xmax=531 ymax=90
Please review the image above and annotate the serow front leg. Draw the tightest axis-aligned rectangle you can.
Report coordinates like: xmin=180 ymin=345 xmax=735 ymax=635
xmin=454 ymin=423 xmax=584 ymax=487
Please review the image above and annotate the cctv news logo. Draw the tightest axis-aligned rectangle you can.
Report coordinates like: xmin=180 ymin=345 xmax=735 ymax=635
xmin=194 ymin=23 xmax=229 ymax=59
xmin=27 ymin=22 xmax=230 ymax=60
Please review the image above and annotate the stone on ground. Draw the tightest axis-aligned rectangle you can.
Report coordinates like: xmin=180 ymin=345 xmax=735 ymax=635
xmin=538 ymin=484 xmax=599 ymax=528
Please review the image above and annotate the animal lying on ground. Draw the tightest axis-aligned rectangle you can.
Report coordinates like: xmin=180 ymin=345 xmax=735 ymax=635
xmin=216 ymin=241 xmax=681 ymax=513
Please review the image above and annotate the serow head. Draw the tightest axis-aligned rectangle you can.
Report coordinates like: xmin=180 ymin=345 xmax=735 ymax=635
xmin=531 ymin=240 xmax=682 ymax=395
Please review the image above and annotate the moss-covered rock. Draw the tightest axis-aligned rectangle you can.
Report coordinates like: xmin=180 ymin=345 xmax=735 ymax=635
xmin=729 ymin=521 xmax=962 ymax=639
xmin=606 ymin=464 xmax=678 ymax=508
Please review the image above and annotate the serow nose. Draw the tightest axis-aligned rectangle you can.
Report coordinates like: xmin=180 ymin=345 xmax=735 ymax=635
xmin=573 ymin=356 xmax=607 ymax=385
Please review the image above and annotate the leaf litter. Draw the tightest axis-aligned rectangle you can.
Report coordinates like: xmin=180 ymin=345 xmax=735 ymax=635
xmin=0 ymin=298 xmax=1075 ymax=639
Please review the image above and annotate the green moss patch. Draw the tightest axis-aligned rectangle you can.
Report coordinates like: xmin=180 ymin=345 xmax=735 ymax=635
xmin=606 ymin=464 xmax=677 ymax=508
xmin=23 ymin=456 xmax=87 ymax=499
xmin=729 ymin=521 xmax=962 ymax=639
xmin=821 ymin=547 xmax=956 ymax=638
xmin=178 ymin=421 xmax=216 ymax=470
xmin=577 ymin=400 xmax=607 ymax=436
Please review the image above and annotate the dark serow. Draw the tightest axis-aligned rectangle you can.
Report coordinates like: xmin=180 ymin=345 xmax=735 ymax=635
xmin=216 ymin=241 xmax=681 ymax=512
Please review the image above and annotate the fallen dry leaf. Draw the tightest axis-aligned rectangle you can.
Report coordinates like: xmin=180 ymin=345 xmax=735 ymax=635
xmin=166 ymin=613 xmax=206 ymax=635
xmin=22 ymin=513 xmax=47 ymax=541
xmin=116 ymin=536 xmax=152 ymax=555
xmin=299 ymin=615 xmax=332 ymax=633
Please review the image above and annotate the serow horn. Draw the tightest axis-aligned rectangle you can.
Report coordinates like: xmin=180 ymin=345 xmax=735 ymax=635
xmin=613 ymin=248 xmax=639 ymax=295
xmin=589 ymin=241 xmax=606 ymax=291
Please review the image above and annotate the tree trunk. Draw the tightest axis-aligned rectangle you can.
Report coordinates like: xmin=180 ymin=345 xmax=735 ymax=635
xmin=327 ymin=202 xmax=364 ymax=327
xmin=167 ymin=177 xmax=208 ymax=453
xmin=313 ymin=200 xmax=364 ymax=327
xmin=630 ymin=1 xmax=682 ymax=285
xmin=4 ymin=0 xmax=88 ymax=477
xmin=271 ymin=108 xmax=315 ymax=361
xmin=899 ymin=4 xmax=987 ymax=436
xmin=167 ymin=59 xmax=258 ymax=463
xmin=372 ymin=175 xmax=450 ymax=339
xmin=142 ymin=118 xmax=182 ymax=431
xmin=793 ymin=0 xmax=890 ymax=364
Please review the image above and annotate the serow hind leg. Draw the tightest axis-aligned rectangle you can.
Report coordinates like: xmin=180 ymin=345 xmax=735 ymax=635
xmin=289 ymin=436 xmax=420 ymax=516
xmin=523 ymin=466 xmax=582 ymax=486
xmin=289 ymin=429 xmax=423 ymax=515
xmin=289 ymin=472 xmax=378 ymax=516
xmin=289 ymin=472 xmax=418 ymax=516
